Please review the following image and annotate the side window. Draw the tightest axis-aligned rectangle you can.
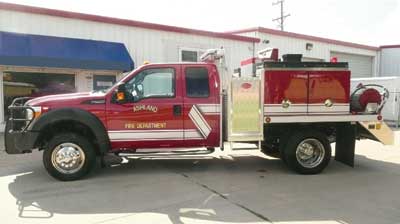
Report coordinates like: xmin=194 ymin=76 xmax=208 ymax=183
xmin=125 ymin=68 xmax=175 ymax=101
xmin=185 ymin=67 xmax=210 ymax=98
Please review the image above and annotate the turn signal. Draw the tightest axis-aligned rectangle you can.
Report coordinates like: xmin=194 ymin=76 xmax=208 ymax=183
xmin=117 ymin=92 xmax=125 ymax=101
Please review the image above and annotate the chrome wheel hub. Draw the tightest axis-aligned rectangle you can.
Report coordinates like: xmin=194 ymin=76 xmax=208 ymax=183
xmin=51 ymin=143 xmax=85 ymax=174
xmin=296 ymin=138 xmax=325 ymax=168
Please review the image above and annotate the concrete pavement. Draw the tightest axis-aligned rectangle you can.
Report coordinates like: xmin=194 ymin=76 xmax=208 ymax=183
xmin=0 ymin=135 xmax=400 ymax=224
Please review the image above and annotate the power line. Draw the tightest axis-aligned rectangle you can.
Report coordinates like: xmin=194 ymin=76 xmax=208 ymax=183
xmin=272 ymin=0 xmax=290 ymax=31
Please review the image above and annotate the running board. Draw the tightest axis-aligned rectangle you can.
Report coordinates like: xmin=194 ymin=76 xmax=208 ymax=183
xmin=358 ymin=121 xmax=395 ymax=145
xmin=118 ymin=149 xmax=215 ymax=158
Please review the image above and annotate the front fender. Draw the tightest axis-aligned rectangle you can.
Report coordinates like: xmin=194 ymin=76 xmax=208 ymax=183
xmin=30 ymin=108 xmax=110 ymax=154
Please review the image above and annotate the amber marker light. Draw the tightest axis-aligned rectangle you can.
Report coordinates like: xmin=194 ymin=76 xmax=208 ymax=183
xmin=117 ymin=92 xmax=125 ymax=101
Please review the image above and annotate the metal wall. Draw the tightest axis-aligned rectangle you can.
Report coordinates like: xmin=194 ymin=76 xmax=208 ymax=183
xmin=241 ymin=31 xmax=378 ymax=76
xmin=331 ymin=52 xmax=373 ymax=78
xmin=257 ymin=32 xmax=377 ymax=60
xmin=380 ymin=48 xmax=400 ymax=76
xmin=0 ymin=9 xmax=255 ymax=75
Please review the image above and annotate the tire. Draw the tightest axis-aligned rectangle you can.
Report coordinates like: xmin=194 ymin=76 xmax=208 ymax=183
xmin=43 ymin=133 xmax=96 ymax=181
xmin=283 ymin=130 xmax=331 ymax=174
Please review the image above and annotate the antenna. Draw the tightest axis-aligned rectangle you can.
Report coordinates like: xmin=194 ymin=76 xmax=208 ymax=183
xmin=272 ymin=0 xmax=290 ymax=31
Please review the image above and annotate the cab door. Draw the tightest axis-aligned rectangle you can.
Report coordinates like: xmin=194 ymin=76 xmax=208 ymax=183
xmin=181 ymin=64 xmax=220 ymax=147
xmin=106 ymin=65 xmax=184 ymax=150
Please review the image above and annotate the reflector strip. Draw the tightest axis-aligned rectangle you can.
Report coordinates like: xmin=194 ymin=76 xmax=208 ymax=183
xmin=189 ymin=105 xmax=212 ymax=139
xmin=108 ymin=129 xmax=202 ymax=141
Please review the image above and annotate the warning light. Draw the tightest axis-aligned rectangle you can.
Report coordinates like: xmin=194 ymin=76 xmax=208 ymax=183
xmin=143 ymin=61 xmax=150 ymax=65
xmin=377 ymin=115 xmax=383 ymax=121
xmin=330 ymin=57 xmax=338 ymax=63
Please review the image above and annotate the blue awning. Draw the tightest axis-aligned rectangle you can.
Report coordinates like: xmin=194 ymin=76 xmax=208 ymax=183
xmin=0 ymin=31 xmax=134 ymax=71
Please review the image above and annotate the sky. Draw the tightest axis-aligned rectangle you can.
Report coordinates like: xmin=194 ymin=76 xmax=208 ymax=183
xmin=2 ymin=0 xmax=400 ymax=46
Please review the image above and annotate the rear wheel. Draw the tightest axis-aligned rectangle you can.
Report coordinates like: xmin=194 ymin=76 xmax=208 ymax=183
xmin=283 ymin=130 xmax=331 ymax=174
xmin=43 ymin=133 xmax=96 ymax=181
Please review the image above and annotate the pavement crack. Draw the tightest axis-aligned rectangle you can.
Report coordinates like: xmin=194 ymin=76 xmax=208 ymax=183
xmin=179 ymin=173 xmax=271 ymax=222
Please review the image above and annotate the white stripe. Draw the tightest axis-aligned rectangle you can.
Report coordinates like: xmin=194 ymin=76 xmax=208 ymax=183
xmin=108 ymin=129 xmax=182 ymax=133
xmin=264 ymin=104 xmax=350 ymax=114
xmin=267 ymin=114 xmax=378 ymax=123
xmin=108 ymin=129 xmax=202 ymax=141
xmin=197 ymin=104 xmax=221 ymax=114
xmin=184 ymin=130 xmax=203 ymax=139
xmin=265 ymin=104 xmax=308 ymax=107
xmin=308 ymin=104 xmax=349 ymax=113
xmin=264 ymin=105 xmax=307 ymax=113
xmin=108 ymin=131 xmax=183 ymax=140
xmin=189 ymin=105 xmax=212 ymax=138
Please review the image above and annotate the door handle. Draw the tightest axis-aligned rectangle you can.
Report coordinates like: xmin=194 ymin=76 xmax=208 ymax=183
xmin=173 ymin=105 xmax=182 ymax=116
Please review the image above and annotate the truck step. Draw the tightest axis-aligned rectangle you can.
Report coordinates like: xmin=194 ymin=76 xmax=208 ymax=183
xmin=117 ymin=148 xmax=215 ymax=158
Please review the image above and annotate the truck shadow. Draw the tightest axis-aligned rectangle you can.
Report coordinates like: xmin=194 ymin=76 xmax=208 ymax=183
xmin=7 ymin=154 xmax=400 ymax=224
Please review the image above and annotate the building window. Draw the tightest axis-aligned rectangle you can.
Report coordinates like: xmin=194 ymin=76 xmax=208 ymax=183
xmin=180 ymin=48 xmax=205 ymax=62
xmin=93 ymin=75 xmax=116 ymax=91
xmin=185 ymin=67 xmax=209 ymax=98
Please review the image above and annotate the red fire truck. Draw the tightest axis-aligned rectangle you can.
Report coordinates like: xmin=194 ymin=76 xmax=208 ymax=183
xmin=5 ymin=48 xmax=394 ymax=181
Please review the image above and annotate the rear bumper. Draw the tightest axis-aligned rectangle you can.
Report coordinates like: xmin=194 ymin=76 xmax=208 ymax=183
xmin=4 ymin=120 xmax=39 ymax=154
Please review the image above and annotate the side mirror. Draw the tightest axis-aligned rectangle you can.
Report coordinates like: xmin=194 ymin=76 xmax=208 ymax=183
xmin=116 ymin=83 xmax=126 ymax=103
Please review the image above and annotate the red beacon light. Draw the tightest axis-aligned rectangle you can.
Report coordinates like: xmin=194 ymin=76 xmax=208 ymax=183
xmin=330 ymin=57 xmax=338 ymax=63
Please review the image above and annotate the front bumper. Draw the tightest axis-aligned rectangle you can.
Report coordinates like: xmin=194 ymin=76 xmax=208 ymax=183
xmin=5 ymin=119 xmax=39 ymax=154
xmin=4 ymin=97 xmax=39 ymax=154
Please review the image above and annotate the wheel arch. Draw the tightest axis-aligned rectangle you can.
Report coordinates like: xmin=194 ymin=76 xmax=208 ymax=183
xmin=30 ymin=108 xmax=110 ymax=155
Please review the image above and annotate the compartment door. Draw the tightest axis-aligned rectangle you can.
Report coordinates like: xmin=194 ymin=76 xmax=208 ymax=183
xmin=264 ymin=70 xmax=308 ymax=115
xmin=308 ymin=71 xmax=350 ymax=114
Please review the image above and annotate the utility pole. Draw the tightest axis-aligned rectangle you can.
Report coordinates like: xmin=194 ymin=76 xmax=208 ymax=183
xmin=272 ymin=0 xmax=290 ymax=31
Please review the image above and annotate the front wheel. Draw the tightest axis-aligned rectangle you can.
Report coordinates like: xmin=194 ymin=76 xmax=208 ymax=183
xmin=283 ymin=130 xmax=331 ymax=174
xmin=43 ymin=133 xmax=96 ymax=181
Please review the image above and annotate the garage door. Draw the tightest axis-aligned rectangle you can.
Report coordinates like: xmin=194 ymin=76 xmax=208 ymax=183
xmin=331 ymin=52 xmax=373 ymax=78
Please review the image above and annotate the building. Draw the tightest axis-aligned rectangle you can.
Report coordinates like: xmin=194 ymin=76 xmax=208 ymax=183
xmin=0 ymin=2 xmax=398 ymax=130
xmin=379 ymin=45 xmax=400 ymax=76
xmin=227 ymin=27 xmax=380 ymax=78
xmin=0 ymin=2 xmax=258 ymax=129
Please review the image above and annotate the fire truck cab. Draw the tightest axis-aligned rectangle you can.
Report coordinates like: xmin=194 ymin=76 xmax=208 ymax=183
xmin=5 ymin=48 xmax=394 ymax=181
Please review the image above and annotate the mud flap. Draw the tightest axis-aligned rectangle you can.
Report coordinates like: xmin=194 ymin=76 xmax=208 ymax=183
xmin=335 ymin=123 xmax=356 ymax=167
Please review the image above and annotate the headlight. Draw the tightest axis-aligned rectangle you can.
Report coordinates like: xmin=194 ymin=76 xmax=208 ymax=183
xmin=26 ymin=109 xmax=34 ymax=120
xmin=26 ymin=106 xmax=42 ymax=120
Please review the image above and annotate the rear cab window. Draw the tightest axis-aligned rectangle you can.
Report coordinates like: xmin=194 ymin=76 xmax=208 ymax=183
xmin=185 ymin=67 xmax=210 ymax=98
